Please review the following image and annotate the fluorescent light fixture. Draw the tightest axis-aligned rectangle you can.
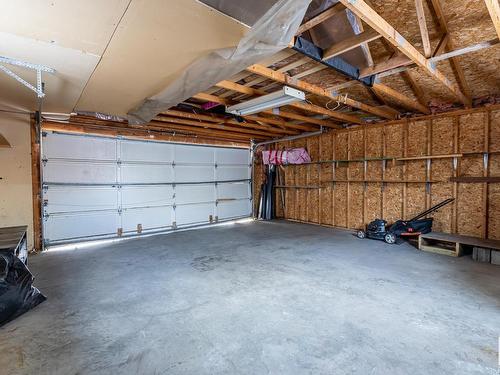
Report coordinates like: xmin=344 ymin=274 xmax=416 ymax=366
xmin=226 ymin=86 xmax=305 ymax=116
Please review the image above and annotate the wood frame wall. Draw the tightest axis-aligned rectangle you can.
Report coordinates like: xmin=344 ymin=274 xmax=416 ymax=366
xmin=254 ymin=105 xmax=500 ymax=240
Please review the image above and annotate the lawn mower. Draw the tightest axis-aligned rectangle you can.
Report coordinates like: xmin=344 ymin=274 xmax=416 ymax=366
xmin=356 ymin=198 xmax=455 ymax=244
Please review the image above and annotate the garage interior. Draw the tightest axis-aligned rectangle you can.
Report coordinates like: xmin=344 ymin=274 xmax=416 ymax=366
xmin=0 ymin=0 xmax=499 ymax=374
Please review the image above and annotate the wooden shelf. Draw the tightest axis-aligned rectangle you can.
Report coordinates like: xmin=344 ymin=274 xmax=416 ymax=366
xmin=280 ymin=153 xmax=463 ymax=166
xmin=320 ymin=179 xmax=444 ymax=183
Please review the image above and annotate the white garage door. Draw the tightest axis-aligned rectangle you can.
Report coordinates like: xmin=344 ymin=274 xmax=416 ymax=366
xmin=41 ymin=132 xmax=252 ymax=246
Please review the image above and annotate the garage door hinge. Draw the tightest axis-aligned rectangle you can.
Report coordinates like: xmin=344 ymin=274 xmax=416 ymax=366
xmin=42 ymin=158 xmax=48 ymax=166
xmin=43 ymin=199 xmax=48 ymax=206
xmin=172 ymin=221 xmax=177 ymax=229
xmin=118 ymin=207 xmax=122 ymax=214
xmin=117 ymin=228 xmax=123 ymax=236
xmin=42 ymin=131 xmax=47 ymax=137
xmin=117 ymin=159 xmax=122 ymax=166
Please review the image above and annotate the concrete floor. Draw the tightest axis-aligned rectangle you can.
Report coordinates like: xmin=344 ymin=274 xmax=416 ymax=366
xmin=0 ymin=221 xmax=499 ymax=375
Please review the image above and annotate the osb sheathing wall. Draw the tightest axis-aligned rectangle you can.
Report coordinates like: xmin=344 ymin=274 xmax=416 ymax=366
xmin=254 ymin=106 xmax=500 ymax=240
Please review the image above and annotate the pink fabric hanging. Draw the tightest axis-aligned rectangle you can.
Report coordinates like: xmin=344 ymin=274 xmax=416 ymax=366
xmin=262 ymin=148 xmax=311 ymax=165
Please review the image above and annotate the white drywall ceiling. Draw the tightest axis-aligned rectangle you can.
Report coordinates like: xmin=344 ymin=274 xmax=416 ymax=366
xmin=0 ymin=0 xmax=246 ymax=115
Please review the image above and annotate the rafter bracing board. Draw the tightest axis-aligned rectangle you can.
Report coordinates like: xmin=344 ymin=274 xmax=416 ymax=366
xmin=215 ymin=80 xmax=344 ymax=127
xmin=322 ymin=29 xmax=382 ymax=60
xmin=246 ymin=64 xmax=395 ymax=120
xmin=415 ymin=0 xmax=432 ymax=57
xmin=484 ymin=0 xmax=500 ymax=39
xmin=296 ymin=3 xmax=346 ymax=35
xmin=339 ymin=0 xmax=471 ymax=107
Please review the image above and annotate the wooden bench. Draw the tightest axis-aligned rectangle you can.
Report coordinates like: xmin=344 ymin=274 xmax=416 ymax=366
xmin=418 ymin=232 xmax=500 ymax=258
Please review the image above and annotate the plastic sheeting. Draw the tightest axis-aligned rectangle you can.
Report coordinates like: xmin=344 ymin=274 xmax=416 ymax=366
xmin=0 ymin=251 xmax=46 ymax=327
xmin=262 ymin=148 xmax=311 ymax=165
xmin=127 ymin=0 xmax=312 ymax=124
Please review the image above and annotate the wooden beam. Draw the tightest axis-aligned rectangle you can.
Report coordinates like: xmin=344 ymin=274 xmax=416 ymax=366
xmin=291 ymin=65 xmax=327 ymax=79
xmin=359 ymin=54 xmax=413 ymax=78
xmin=415 ymin=0 xmax=432 ymax=57
xmin=215 ymin=80 xmax=342 ymax=128
xmin=296 ymin=3 xmax=345 ymax=35
xmin=161 ymin=110 xmax=297 ymax=135
xmin=484 ymin=0 xmax=500 ymax=40
xmin=401 ymin=70 xmax=428 ymax=109
xmin=433 ymin=33 xmax=449 ymax=57
xmin=372 ymin=82 xmax=430 ymax=114
xmin=246 ymin=64 xmax=396 ymax=120
xmin=428 ymin=0 xmax=472 ymax=106
xmin=193 ymin=91 xmax=318 ymax=131
xmin=339 ymin=0 xmax=471 ymax=107
xmin=30 ymin=116 xmax=42 ymax=252
xmin=44 ymin=121 xmax=251 ymax=146
xmin=323 ymin=29 xmax=382 ymax=60
xmin=154 ymin=116 xmax=273 ymax=138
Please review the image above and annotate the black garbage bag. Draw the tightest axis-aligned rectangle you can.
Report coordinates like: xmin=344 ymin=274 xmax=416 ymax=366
xmin=0 ymin=250 xmax=46 ymax=327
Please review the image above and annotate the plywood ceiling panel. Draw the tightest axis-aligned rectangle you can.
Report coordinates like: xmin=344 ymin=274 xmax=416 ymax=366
xmin=0 ymin=32 xmax=99 ymax=113
xmin=76 ymin=0 xmax=246 ymax=117
xmin=0 ymin=0 xmax=130 ymax=55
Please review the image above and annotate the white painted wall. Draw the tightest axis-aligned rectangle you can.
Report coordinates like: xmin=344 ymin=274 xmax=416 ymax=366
xmin=0 ymin=112 xmax=33 ymax=249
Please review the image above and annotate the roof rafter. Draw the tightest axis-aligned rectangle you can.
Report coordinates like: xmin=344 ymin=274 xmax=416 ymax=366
xmin=414 ymin=0 xmax=432 ymax=57
xmin=322 ymin=29 xmax=382 ymax=60
xmin=246 ymin=64 xmax=395 ymax=120
xmin=192 ymin=92 xmax=319 ymax=132
xmin=427 ymin=0 xmax=472 ymax=106
xmin=161 ymin=109 xmax=296 ymax=135
xmin=215 ymin=80 xmax=343 ymax=128
xmin=484 ymin=0 xmax=500 ymax=40
xmin=339 ymin=0 xmax=472 ymax=107
xmin=296 ymin=2 xmax=346 ymax=35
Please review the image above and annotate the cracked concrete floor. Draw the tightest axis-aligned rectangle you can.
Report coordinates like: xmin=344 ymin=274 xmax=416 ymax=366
xmin=0 ymin=220 xmax=499 ymax=374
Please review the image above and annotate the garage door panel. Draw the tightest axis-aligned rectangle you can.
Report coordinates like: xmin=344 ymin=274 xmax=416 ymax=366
xmin=176 ymin=184 xmax=215 ymax=204
xmin=218 ymin=200 xmax=251 ymax=219
xmin=121 ymin=206 xmax=173 ymax=232
xmin=216 ymin=148 xmax=250 ymax=165
xmin=45 ymin=211 xmax=120 ymax=242
xmin=216 ymin=165 xmax=250 ymax=181
xmin=43 ymin=132 xmax=117 ymax=160
xmin=42 ymin=132 xmax=250 ymax=245
xmin=44 ymin=160 xmax=117 ymax=184
xmin=45 ymin=186 xmax=118 ymax=213
xmin=175 ymin=165 xmax=214 ymax=182
xmin=121 ymin=164 xmax=174 ymax=184
xmin=175 ymin=203 xmax=215 ymax=226
xmin=121 ymin=140 xmax=174 ymax=163
xmin=217 ymin=182 xmax=250 ymax=200
xmin=121 ymin=185 xmax=174 ymax=208
xmin=175 ymin=144 xmax=214 ymax=164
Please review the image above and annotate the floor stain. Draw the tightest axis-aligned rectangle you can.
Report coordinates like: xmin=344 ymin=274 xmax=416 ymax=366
xmin=191 ymin=256 xmax=232 ymax=272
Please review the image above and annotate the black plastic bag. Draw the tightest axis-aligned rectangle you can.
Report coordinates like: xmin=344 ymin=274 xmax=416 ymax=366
xmin=0 ymin=250 xmax=46 ymax=327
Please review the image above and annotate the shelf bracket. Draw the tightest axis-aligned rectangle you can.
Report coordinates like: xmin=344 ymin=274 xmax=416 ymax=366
xmin=0 ymin=56 xmax=55 ymax=98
